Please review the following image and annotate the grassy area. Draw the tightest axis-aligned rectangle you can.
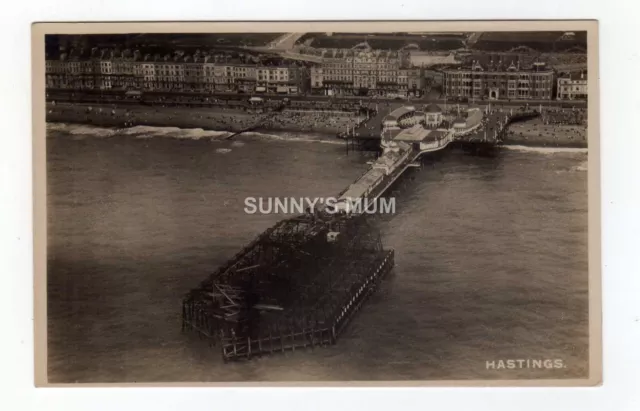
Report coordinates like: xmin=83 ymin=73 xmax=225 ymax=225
xmin=298 ymin=33 xmax=466 ymax=50
xmin=47 ymin=33 xmax=284 ymax=52
xmin=472 ymin=31 xmax=587 ymax=53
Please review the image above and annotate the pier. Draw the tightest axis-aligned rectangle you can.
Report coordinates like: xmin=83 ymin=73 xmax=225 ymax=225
xmin=182 ymin=210 xmax=395 ymax=361
xmin=182 ymin=103 xmax=539 ymax=361
xmin=345 ymin=103 xmax=540 ymax=154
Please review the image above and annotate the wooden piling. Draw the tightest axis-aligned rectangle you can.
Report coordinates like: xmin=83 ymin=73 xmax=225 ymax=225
xmin=291 ymin=320 xmax=296 ymax=352
xmin=280 ymin=324 xmax=285 ymax=353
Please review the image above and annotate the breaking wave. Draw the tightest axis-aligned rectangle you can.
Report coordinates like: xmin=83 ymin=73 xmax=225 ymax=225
xmin=46 ymin=123 xmax=118 ymax=138
xmin=502 ymin=145 xmax=588 ymax=154
xmin=242 ymin=131 xmax=343 ymax=145
xmin=47 ymin=123 xmax=232 ymax=140
xmin=571 ymin=160 xmax=588 ymax=172
xmin=46 ymin=123 xmax=343 ymax=145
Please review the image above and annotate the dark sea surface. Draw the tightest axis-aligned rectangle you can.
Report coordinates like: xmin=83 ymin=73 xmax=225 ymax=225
xmin=46 ymin=124 xmax=589 ymax=383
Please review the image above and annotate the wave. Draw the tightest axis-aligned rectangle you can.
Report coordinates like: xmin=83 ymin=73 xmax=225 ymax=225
xmin=215 ymin=148 xmax=232 ymax=154
xmin=119 ymin=126 xmax=232 ymax=140
xmin=571 ymin=160 xmax=588 ymax=171
xmin=502 ymin=145 xmax=588 ymax=154
xmin=47 ymin=123 xmax=118 ymax=138
xmin=46 ymin=122 xmax=343 ymax=145
xmin=47 ymin=123 xmax=232 ymax=140
xmin=241 ymin=131 xmax=343 ymax=145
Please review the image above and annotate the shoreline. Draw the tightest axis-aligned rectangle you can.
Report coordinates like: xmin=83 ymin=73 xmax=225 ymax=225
xmin=46 ymin=120 xmax=588 ymax=151
xmin=46 ymin=103 xmax=588 ymax=149
xmin=45 ymin=118 xmax=342 ymax=138
xmin=501 ymin=138 xmax=587 ymax=149
xmin=504 ymin=117 xmax=587 ymax=148
xmin=46 ymin=102 xmax=361 ymax=135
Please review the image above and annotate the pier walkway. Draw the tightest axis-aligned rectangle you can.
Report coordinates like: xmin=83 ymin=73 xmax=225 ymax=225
xmin=454 ymin=107 xmax=540 ymax=144
xmin=182 ymin=104 xmax=539 ymax=362
xmin=345 ymin=103 xmax=540 ymax=152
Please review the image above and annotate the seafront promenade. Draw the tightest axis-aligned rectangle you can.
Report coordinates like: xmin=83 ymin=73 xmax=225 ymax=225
xmin=47 ymin=87 xmax=588 ymax=109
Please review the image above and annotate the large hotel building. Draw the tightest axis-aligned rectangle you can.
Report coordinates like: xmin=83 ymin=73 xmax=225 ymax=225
xmin=309 ymin=49 xmax=424 ymax=97
xmin=442 ymin=58 xmax=554 ymax=100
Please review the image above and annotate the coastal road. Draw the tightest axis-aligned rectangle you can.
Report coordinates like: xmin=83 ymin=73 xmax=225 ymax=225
xmin=47 ymin=88 xmax=587 ymax=109
xmin=267 ymin=32 xmax=306 ymax=50
xmin=465 ymin=32 xmax=484 ymax=48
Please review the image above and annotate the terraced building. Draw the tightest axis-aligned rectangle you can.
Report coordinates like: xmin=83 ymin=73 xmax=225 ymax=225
xmin=443 ymin=57 xmax=554 ymax=101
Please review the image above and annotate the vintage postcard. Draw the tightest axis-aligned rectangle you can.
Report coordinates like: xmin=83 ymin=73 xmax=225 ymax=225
xmin=32 ymin=21 xmax=600 ymax=386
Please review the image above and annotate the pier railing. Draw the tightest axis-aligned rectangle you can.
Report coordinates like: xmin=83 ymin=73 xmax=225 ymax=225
xmin=185 ymin=108 xmax=523 ymax=363
xmin=218 ymin=249 xmax=395 ymax=360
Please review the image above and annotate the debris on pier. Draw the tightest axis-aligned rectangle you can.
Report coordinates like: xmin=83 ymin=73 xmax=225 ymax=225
xmin=182 ymin=104 xmax=540 ymax=362
xmin=183 ymin=212 xmax=394 ymax=361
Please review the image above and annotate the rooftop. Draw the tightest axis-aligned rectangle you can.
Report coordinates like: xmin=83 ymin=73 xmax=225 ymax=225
xmin=375 ymin=150 xmax=402 ymax=168
xmin=384 ymin=105 xmax=416 ymax=121
xmin=451 ymin=54 xmax=553 ymax=72
xmin=560 ymin=71 xmax=588 ymax=81
xmin=424 ymin=130 xmax=449 ymax=141
xmin=424 ymin=103 xmax=442 ymax=113
xmin=340 ymin=168 xmax=386 ymax=200
xmin=394 ymin=126 xmax=451 ymax=143
xmin=393 ymin=124 xmax=431 ymax=142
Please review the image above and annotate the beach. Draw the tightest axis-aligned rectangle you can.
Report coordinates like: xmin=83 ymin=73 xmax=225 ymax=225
xmin=504 ymin=117 xmax=588 ymax=148
xmin=46 ymin=102 xmax=588 ymax=148
xmin=46 ymin=102 xmax=362 ymax=135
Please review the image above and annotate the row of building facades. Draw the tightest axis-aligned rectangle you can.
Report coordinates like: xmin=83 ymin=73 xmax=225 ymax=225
xmin=46 ymin=55 xmax=309 ymax=95
xmin=442 ymin=59 xmax=587 ymax=101
xmin=45 ymin=48 xmax=587 ymax=100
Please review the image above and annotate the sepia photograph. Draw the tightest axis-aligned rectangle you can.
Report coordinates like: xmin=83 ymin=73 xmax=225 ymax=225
xmin=32 ymin=21 xmax=600 ymax=386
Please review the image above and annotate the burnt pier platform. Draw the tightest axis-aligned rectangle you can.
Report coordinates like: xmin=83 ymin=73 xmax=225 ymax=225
xmin=182 ymin=213 xmax=394 ymax=361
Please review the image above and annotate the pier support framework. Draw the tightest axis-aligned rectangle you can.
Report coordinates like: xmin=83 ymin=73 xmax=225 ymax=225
xmin=182 ymin=213 xmax=394 ymax=361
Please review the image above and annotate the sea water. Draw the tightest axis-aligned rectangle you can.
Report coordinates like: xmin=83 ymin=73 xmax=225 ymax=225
xmin=46 ymin=124 xmax=588 ymax=382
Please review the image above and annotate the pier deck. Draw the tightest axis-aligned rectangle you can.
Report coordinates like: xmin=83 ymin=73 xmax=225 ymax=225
xmin=183 ymin=104 xmax=540 ymax=362
xmin=183 ymin=210 xmax=395 ymax=361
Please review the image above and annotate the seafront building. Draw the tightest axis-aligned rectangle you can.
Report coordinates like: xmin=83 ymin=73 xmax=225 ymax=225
xmin=256 ymin=66 xmax=307 ymax=94
xmin=309 ymin=49 xmax=424 ymax=97
xmin=46 ymin=46 xmax=570 ymax=101
xmin=442 ymin=58 xmax=554 ymax=101
xmin=45 ymin=47 xmax=423 ymax=97
xmin=45 ymin=49 xmax=310 ymax=95
xmin=556 ymin=71 xmax=587 ymax=100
